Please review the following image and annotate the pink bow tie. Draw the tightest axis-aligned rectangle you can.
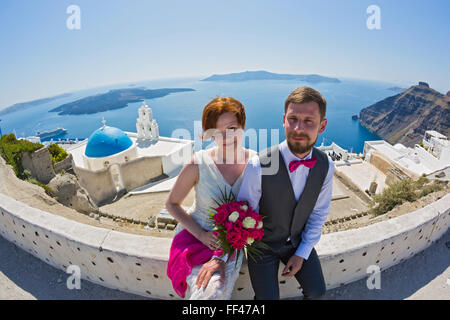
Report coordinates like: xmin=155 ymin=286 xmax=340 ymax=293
xmin=288 ymin=157 xmax=317 ymax=173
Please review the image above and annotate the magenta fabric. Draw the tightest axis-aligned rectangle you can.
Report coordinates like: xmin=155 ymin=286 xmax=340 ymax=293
xmin=288 ymin=157 xmax=317 ymax=172
xmin=167 ymin=229 xmax=223 ymax=298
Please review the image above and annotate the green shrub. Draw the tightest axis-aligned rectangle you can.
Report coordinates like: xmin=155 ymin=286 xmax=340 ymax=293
xmin=47 ymin=143 xmax=68 ymax=164
xmin=0 ymin=133 xmax=44 ymax=178
xmin=369 ymin=177 xmax=446 ymax=216
xmin=22 ymin=169 xmax=32 ymax=179
xmin=26 ymin=177 xmax=54 ymax=197
xmin=0 ymin=133 xmax=58 ymax=196
xmin=417 ymin=181 xmax=443 ymax=198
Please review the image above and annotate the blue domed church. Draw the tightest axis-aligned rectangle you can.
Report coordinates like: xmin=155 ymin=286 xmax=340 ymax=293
xmin=85 ymin=126 xmax=133 ymax=158
xmin=83 ymin=118 xmax=138 ymax=171
xmin=67 ymin=102 xmax=194 ymax=206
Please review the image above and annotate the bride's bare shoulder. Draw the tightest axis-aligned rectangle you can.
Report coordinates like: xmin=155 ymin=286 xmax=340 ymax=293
xmin=175 ymin=152 xmax=200 ymax=185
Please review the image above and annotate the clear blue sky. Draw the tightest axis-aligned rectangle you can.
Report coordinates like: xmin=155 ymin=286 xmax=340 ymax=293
xmin=0 ymin=0 xmax=449 ymax=108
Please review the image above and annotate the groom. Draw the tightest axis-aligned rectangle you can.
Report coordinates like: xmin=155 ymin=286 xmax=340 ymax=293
xmin=237 ymin=86 xmax=335 ymax=300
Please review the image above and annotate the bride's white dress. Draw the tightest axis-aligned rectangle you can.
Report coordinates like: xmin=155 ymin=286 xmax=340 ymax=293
xmin=173 ymin=148 xmax=257 ymax=300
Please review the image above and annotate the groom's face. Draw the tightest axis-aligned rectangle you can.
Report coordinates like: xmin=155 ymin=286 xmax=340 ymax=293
xmin=283 ymin=101 xmax=327 ymax=156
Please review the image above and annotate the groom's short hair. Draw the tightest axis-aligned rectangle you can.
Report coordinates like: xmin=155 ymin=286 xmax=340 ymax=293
xmin=284 ymin=86 xmax=327 ymax=121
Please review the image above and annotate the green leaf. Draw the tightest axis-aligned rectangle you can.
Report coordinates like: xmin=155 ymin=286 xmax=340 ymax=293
xmin=229 ymin=188 xmax=237 ymax=202
xmin=208 ymin=206 xmax=218 ymax=212
xmin=235 ymin=249 xmax=241 ymax=268
xmin=218 ymin=185 xmax=226 ymax=202
xmin=255 ymin=241 xmax=270 ymax=250
xmin=211 ymin=198 xmax=223 ymax=208
xmin=225 ymin=250 xmax=232 ymax=264
xmin=250 ymin=252 xmax=260 ymax=263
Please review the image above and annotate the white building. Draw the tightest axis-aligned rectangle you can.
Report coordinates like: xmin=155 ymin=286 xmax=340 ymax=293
xmin=422 ymin=130 xmax=450 ymax=163
xmin=66 ymin=102 xmax=193 ymax=206
xmin=363 ymin=130 xmax=450 ymax=178
xmin=319 ymin=140 xmax=387 ymax=195
xmin=136 ymin=101 xmax=159 ymax=141
xmin=317 ymin=141 xmax=361 ymax=163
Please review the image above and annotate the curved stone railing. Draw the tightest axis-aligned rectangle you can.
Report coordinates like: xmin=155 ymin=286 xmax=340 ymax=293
xmin=0 ymin=192 xmax=448 ymax=299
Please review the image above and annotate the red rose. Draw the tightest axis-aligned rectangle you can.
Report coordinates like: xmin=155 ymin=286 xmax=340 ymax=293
xmin=226 ymin=230 xmax=242 ymax=249
xmin=249 ymin=228 xmax=264 ymax=241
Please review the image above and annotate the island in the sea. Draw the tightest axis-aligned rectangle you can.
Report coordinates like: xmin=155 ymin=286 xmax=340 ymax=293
xmin=359 ymin=81 xmax=450 ymax=147
xmin=0 ymin=92 xmax=73 ymax=116
xmin=201 ymin=70 xmax=340 ymax=83
xmin=49 ymin=87 xmax=195 ymax=115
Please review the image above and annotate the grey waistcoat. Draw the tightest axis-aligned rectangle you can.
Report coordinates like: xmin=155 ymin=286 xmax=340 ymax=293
xmin=258 ymin=144 xmax=329 ymax=251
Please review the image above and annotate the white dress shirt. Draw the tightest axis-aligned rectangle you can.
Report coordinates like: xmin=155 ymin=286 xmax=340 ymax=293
xmin=237 ymin=139 xmax=335 ymax=260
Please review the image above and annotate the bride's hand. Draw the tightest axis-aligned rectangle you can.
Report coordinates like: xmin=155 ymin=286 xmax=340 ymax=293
xmin=196 ymin=258 xmax=226 ymax=289
xmin=199 ymin=230 xmax=221 ymax=250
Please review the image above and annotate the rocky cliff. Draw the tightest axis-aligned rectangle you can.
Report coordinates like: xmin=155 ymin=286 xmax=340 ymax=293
xmin=359 ymin=82 xmax=449 ymax=147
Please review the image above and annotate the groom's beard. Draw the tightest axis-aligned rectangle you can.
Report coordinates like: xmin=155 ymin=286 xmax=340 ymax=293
xmin=286 ymin=133 xmax=317 ymax=155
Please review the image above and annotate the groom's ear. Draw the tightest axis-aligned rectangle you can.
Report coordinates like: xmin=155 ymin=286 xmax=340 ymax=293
xmin=282 ymin=114 xmax=286 ymax=128
xmin=318 ymin=118 xmax=327 ymax=133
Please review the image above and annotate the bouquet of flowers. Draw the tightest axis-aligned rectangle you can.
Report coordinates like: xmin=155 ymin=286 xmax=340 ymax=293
xmin=207 ymin=186 xmax=269 ymax=267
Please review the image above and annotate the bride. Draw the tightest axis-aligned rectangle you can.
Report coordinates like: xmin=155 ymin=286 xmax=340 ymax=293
xmin=165 ymin=96 xmax=256 ymax=299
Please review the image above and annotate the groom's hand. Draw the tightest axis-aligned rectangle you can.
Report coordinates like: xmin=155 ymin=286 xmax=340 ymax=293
xmin=282 ymin=255 xmax=304 ymax=277
xmin=196 ymin=258 xmax=226 ymax=289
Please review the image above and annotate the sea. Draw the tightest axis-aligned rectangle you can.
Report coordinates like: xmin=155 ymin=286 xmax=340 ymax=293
xmin=0 ymin=76 xmax=401 ymax=154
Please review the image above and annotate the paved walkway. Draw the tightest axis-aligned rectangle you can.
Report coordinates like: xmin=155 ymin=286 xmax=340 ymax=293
xmin=323 ymin=229 xmax=449 ymax=300
xmin=1 ymin=229 xmax=448 ymax=300
xmin=336 ymin=162 xmax=387 ymax=195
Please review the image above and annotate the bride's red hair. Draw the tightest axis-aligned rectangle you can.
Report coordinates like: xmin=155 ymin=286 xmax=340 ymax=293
xmin=201 ymin=97 xmax=246 ymax=136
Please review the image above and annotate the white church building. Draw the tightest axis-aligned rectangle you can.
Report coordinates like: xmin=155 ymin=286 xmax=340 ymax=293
xmin=67 ymin=101 xmax=193 ymax=206
xmin=363 ymin=129 xmax=450 ymax=180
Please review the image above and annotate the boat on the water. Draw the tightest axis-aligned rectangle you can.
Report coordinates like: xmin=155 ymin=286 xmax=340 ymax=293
xmin=36 ymin=127 xmax=68 ymax=140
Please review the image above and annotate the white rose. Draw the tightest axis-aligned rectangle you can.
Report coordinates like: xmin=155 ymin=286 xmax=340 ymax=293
xmin=228 ymin=211 xmax=239 ymax=223
xmin=246 ymin=237 xmax=254 ymax=245
xmin=242 ymin=217 xmax=256 ymax=229
xmin=257 ymin=221 xmax=263 ymax=229
xmin=240 ymin=205 xmax=248 ymax=211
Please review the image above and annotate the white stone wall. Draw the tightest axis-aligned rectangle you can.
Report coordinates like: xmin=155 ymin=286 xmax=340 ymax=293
xmin=414 ymin=144 xmax=447 ymax=172
xmin=82 ymin=143 xmax=138 ymax=172
xmin=158 ymin=137 xmax=194 ymax=175
xmin=0 ymin=192 xmax=448 ymax=299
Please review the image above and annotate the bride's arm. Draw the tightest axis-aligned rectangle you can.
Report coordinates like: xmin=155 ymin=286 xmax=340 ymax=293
xmin=165 ymin=155 xmax=218 ymax=249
